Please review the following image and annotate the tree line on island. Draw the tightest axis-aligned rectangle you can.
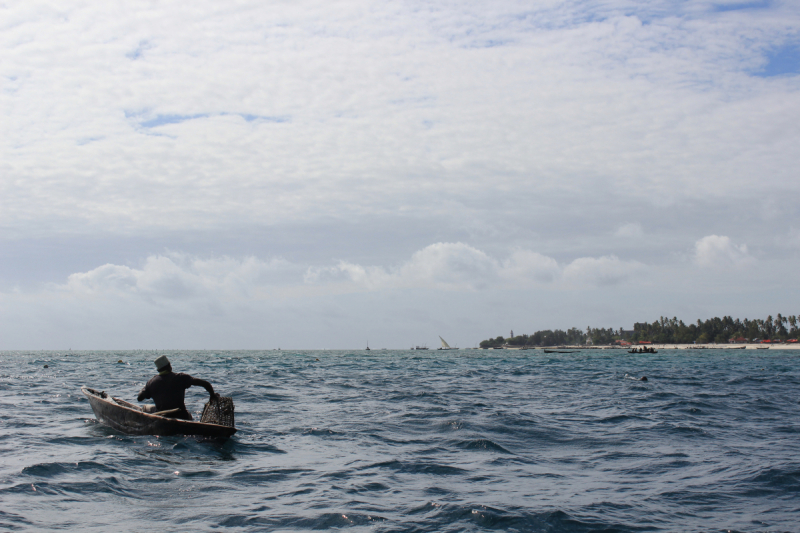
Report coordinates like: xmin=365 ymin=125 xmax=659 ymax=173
xmin=479 ymin=315 xmax=800 ymax=348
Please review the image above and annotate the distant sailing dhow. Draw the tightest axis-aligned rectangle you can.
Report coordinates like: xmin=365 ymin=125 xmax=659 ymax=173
xmin=438 ymin=336 xmax=459 ymax=350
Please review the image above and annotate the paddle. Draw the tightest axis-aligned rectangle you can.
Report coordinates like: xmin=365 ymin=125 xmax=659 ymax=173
xmin=151 ymin=408 xmax=183 ymax=418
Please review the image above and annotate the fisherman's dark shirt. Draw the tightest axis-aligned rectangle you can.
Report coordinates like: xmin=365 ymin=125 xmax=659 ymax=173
xmin=139 ymin=372 xmax=194 ymax=419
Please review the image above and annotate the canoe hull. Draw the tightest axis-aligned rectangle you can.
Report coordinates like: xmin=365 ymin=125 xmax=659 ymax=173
xmin=82 ymin=386 xmax=236 ymax=438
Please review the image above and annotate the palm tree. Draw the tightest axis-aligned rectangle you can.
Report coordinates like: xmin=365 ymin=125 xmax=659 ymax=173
xmin=776 ymin=314 xmax=788 ymax=338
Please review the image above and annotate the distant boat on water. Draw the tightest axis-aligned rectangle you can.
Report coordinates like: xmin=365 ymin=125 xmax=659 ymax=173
xmin=414 ymin=345 xmax=429 ymax=350
xmin=437 ymin=336 xmax=459 ymax=350
xmin=629 ymin=347 xmax=658 ymax=354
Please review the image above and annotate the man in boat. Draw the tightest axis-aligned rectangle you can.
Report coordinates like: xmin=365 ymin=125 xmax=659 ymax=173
xmin=137 ymin=355 xmax=218 ymax=420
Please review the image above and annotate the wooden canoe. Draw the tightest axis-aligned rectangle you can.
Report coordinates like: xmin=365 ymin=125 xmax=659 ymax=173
xmin=82 ymin=386 xmax=237 ymax=438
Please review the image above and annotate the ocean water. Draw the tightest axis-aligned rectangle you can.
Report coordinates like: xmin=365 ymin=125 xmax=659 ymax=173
xmin=1 ymin=349 xmax=799 ymax=532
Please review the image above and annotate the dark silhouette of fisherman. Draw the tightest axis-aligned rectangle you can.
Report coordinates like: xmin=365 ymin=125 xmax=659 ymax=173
xmin=137 ymin=355 xmax=217 ymax=420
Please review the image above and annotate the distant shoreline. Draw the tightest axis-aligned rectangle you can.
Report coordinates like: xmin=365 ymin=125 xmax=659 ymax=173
xmin=495 ymin=343 xmax=800 ymax=350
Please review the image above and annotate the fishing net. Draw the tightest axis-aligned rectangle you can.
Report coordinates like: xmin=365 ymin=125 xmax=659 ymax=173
xmin=200 ymin=395 xmax=235 ymax=427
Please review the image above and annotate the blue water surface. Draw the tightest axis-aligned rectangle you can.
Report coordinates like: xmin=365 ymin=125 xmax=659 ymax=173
xmin=1 ymin=349 xmax=798 ymax=532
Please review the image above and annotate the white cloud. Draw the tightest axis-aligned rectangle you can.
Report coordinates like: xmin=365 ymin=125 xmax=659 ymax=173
xmin=306 ymin=243 xmax=642 ymax=291
xmin=305 ymin=243 xmax=501 ymax=291
xmin=693 ymin=235 xmax=754 ymax=267
xmin=615 ymin=222 xmax=644 ymax=239
xmin=61 ymin=254 xmax=296 ymax=303
xmin=562 ymin=255 xmax=644 ymax=287
xmin=0 ymin=246 xmax=647 ymax=346
xmin=15 ymin=245 xmax=644 ymax=315
xmin=500 ymin=250 xmax=561 ymax=285
xmin=397 ymin=243 xmax=500 ymax=290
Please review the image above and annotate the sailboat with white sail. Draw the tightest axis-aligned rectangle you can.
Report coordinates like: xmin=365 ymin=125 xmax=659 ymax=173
xmin=437 ymin=336 xmax=459 ymax=350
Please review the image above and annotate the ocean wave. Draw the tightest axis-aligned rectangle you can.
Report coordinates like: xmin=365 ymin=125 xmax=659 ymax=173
xmin=0 ymin=509 xmax=33 ymax=531
xmin=20 ymin=461 xmax=118 ymax=478
xmin=362 ymin=460 xmax=467 ymax=476
xmin=226 ymin=467 xmax=310 ymax=484
xmin=745 ymin=466 xmax=800 ymax=493
xmin=400 ymin=504 xmax=647 ymax=533
xmin=3 ymin=349 xmax=800 ymax=531
xmin=454 ymin=438 xmax=513 ymax=454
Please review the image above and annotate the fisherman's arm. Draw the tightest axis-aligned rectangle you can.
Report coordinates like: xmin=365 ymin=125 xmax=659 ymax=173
xmin=137 ymin=386 xmax=149 ymax=402
xmin=190 ymin=377 xmax=218 ymax=399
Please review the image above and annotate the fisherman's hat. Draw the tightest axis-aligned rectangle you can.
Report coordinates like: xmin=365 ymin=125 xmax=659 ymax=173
xmin=154 ymin=355 xmax=171 ymax=371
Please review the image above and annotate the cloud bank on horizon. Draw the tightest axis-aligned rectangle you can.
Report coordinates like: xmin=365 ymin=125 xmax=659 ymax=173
xmin=1 ymin=0 xmax=798 ymax=348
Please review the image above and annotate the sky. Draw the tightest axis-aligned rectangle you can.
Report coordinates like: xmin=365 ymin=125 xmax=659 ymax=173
xmin=1 ymin=0 xmax=799 ymax=349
